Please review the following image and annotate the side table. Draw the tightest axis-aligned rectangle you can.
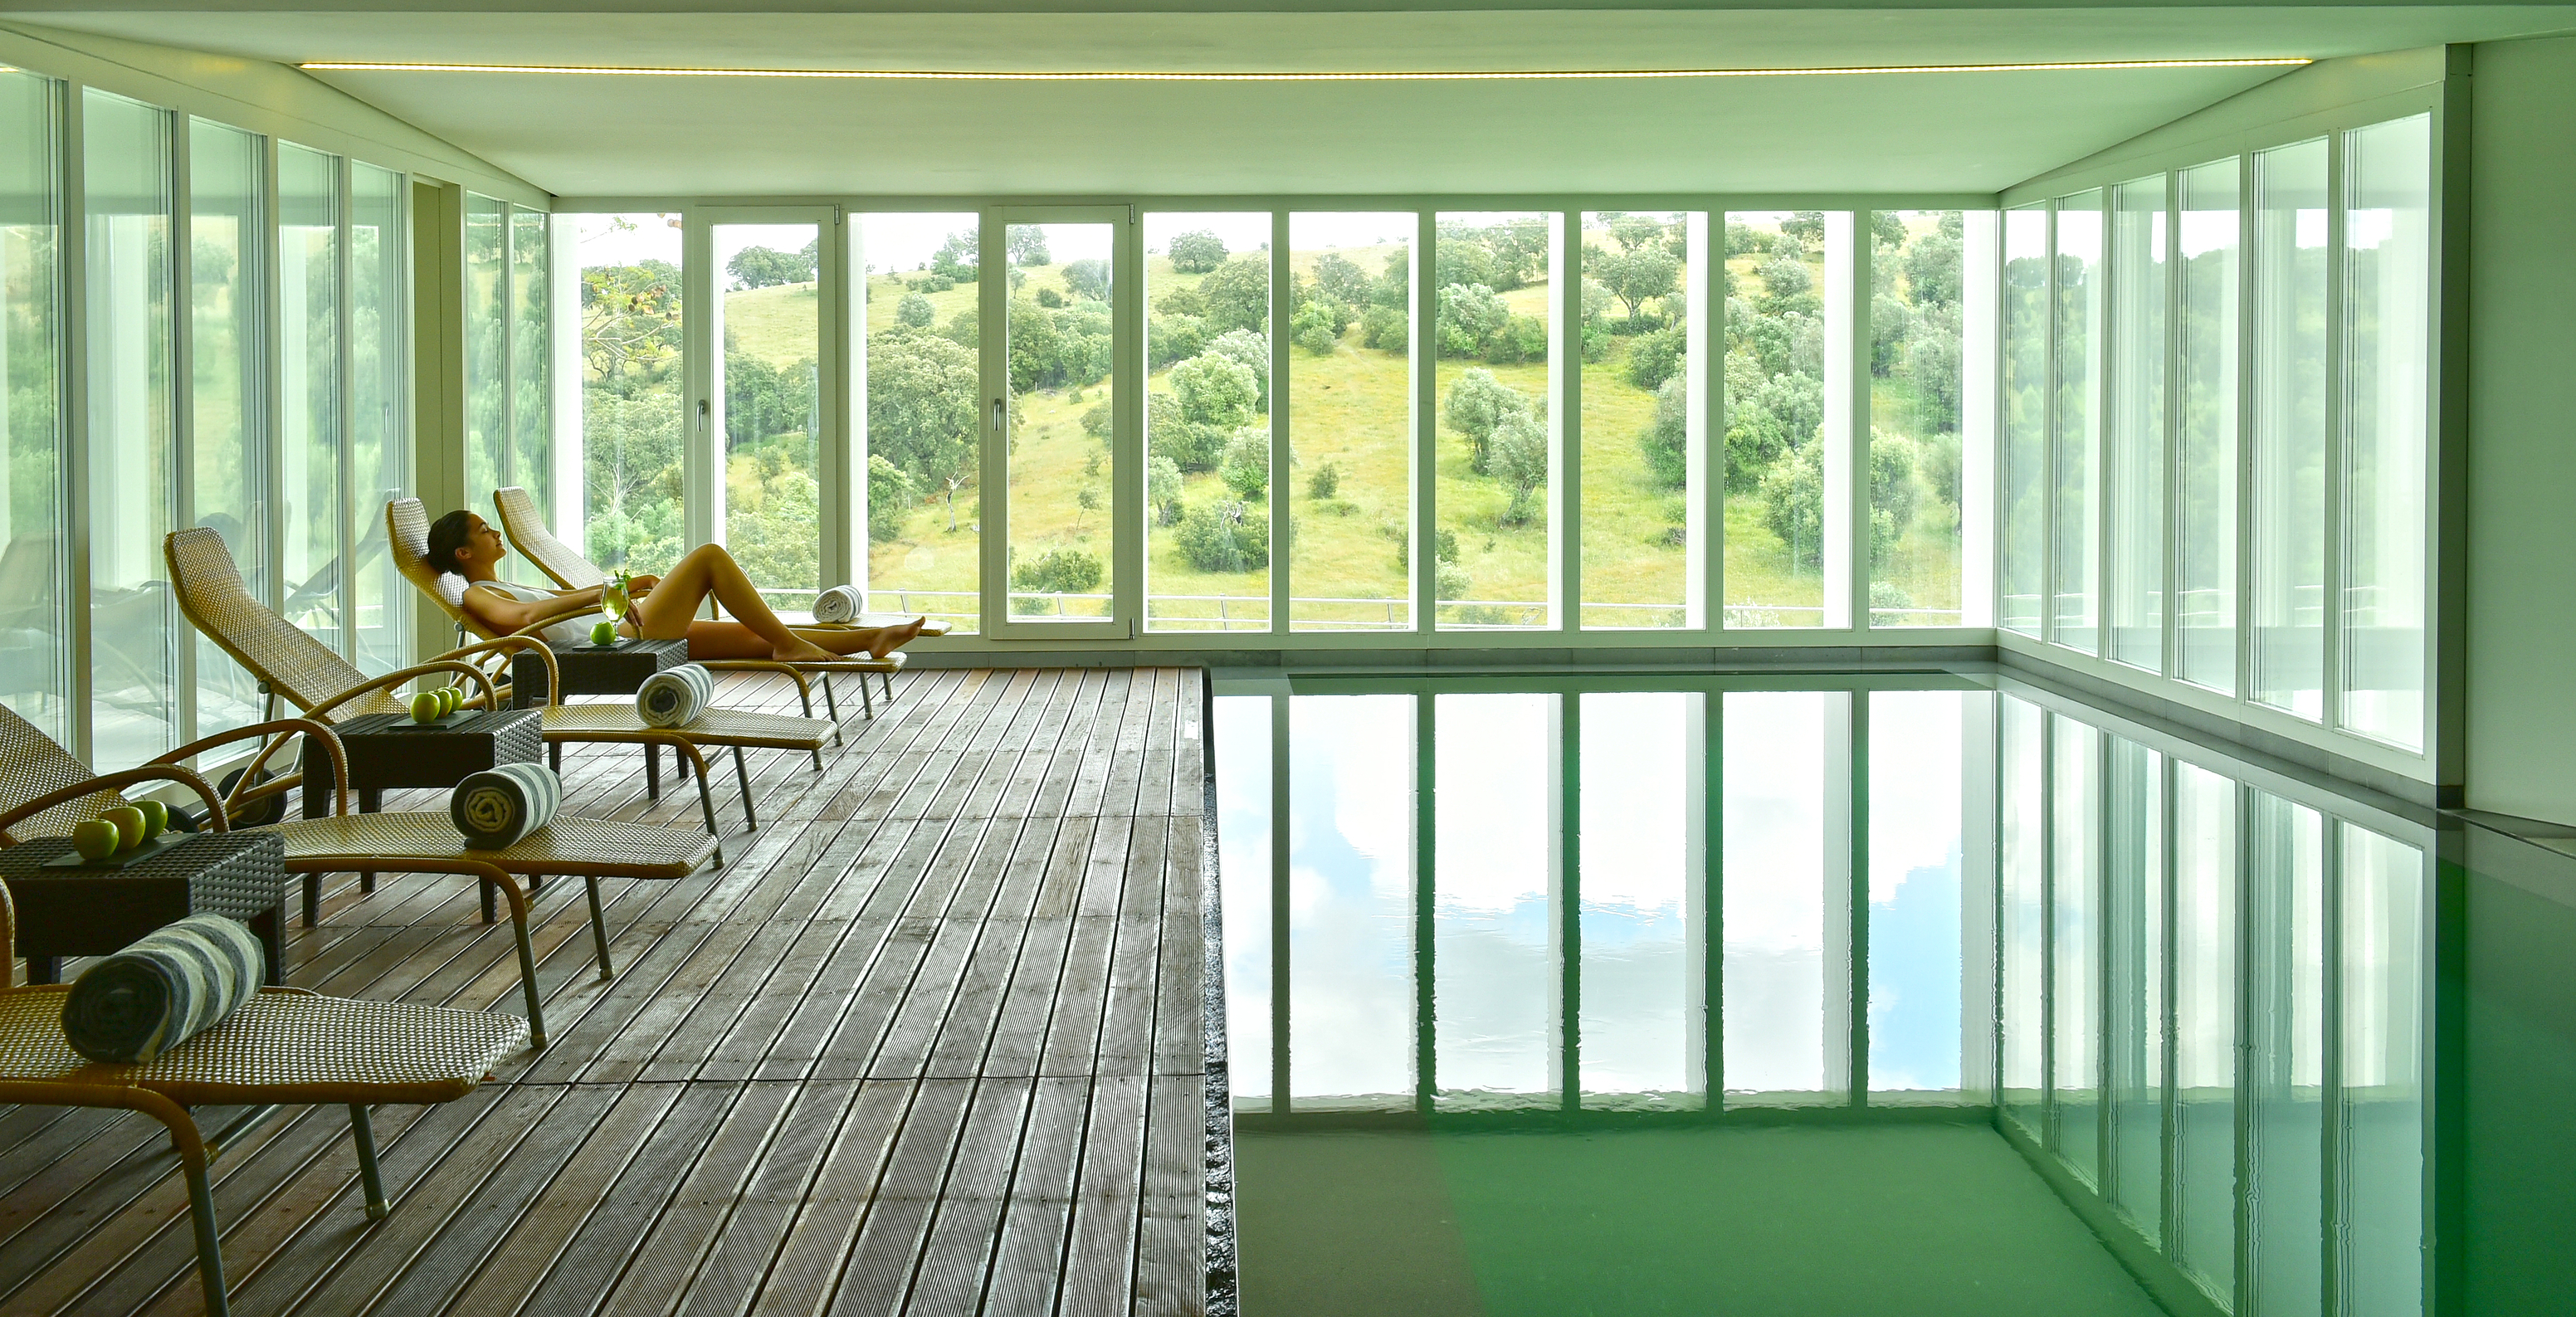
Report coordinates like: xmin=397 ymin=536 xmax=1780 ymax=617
xmin=300 ymin=708 xmax=544 ymax=925
xmin=2 ymin=832 xmax=290 ymax=985
xmin=513 ymin=637 xmax=689 ymax=708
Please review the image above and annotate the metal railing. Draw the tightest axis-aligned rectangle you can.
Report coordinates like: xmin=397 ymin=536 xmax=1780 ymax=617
xmin=739 ymin=588 xmax=1966 ymax=632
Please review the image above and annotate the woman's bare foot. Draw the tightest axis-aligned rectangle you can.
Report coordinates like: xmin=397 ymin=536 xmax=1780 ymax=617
xmin=868 ymin=617 xmax=925 ymax=659
xmin=775 ymin=637 xmax=843 ymax=664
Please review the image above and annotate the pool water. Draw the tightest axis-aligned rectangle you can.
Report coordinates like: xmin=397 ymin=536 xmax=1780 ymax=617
xmin=1209 ymin=671 xmax=2562 ymax=1316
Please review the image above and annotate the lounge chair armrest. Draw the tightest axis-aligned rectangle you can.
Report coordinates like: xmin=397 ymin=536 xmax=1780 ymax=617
xmin=304 ymin=660 xmax=502 ymax=721
xmin=0 ymin=763 xmax=232 ymax=840
xmin=696 ymin=661 xmax=817 ymax=705
xmin=154 ymin=718 xmax=349 ymax=820
xmin=435 ymin=636 xmax=559 ymax=708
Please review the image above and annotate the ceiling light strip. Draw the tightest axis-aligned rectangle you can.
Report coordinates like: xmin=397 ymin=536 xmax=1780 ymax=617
xmin=297 ymin=57 xmax=2310 ymax=81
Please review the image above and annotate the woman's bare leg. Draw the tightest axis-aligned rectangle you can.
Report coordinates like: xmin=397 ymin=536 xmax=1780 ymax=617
xmin=632 ymin=544 xmax=839 ymax=661
xmin=684 ymin=617 xmax=925 ymax=661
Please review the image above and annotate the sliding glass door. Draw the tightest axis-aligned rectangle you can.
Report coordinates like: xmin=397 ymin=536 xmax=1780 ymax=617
xmin=703 ymin=207 xmax=833 ymax=612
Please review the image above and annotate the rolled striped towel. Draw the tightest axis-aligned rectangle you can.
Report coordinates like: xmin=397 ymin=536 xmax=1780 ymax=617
xmin=450 ymin=762 xmax=562 ymax=850
xmin=61 ymin=915 xmax=265 ymax=1065
xmin=636 ymin=662 xmax=714 ymax=728
xmin=812 ymin=584 xmax=861 ymax=624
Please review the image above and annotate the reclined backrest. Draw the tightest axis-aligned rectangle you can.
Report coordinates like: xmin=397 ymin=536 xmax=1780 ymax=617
xmin=493 ymin=486 xmax=607 ymax=591
xmin=386 ymin=498 xmax=501 ymax=642
xmin=0 ymin=702 xmax=129 ymax=843
xmin=164 ymin=528 xmax=401 ymax=722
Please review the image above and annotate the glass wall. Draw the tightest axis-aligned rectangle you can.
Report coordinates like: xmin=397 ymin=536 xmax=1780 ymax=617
xmin=2177 ymin=160 xmax=2242 ymax=694
xmin=1435 ymin=211 xmax=1554 ymax=630
xmin=187 ymin=120 xmax=263 ymax=734
xmin=1999 ymin=206 xmax=2048 ymax=637
xmin=1580 ymin=210 xmax=1694 ymax=629
xmin=1002 ymin=220 xmax=1117 ymax=621
xmin=349 ymin=162 xmax=411 ymax=676
xmin=1867 ymin=689 xmax=1965 ymax=1095
xmin=1286 ymin=212 xmax=1412 ymax=632
xmin=2251 ymin=139 xmax=2331 ymax=721
xmin=572 ymin=212 xmax=686 ymax=580
xmin=2340 ymin=115 xmax=2432 ymax=750
xmin=1724 ymin=212 xmax=1837 ymax=628
xmin=860 ymin=212 xmax=979 ymax=630
xmin=2170 ymin=761 xmax=2238 ymax=1304
xmin=1578 ymin=690 xmax=1701 ymax=1107
xmin=83 ymin=90 xmax=178 ymax=771
xmin=1872 ymin=211 xmax=1970 ymax=627
xmin=2051 ymin=191 xmax=2103 ymax=653
xmin=1998 ymin=694 xmax=2045 ymax=1134
xmin=1286 ymin=694 xmax=1415 ymax=1107
xmin=1433 ymin=691 xmax=1556 ymax=1109
xmin=2050 ymin=717 xmax=2101 ymax=1182
xmin=463 ymin=193 xmax=550 ymax=583
xmin=1721 ymin=690 xmax=1835 ymax=1102
xmin=278 ymin=144 xmax=343 ymax=650
xmin=510 ymin=205 xmax=551 ymax=549
xmin=1143 ymin=211 xmax=1270 ymax=632
xmin=712 ymin=219 xmax=822 ymax=605
xmin=0 ymin=71 xmax=67 ymax=744
xmin=2105 ymin=177 xmax=2166 ymax=671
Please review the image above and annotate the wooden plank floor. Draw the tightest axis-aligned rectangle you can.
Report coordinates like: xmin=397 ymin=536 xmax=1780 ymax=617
xmin=0 ymin=667 xmax=1213 ymax=1317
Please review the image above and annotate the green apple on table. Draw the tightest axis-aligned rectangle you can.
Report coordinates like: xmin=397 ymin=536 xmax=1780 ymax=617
xmin=72 ymin=817 xmax=120 ymax=861
xmin=100 ymin=805 xmax=148 ymax=852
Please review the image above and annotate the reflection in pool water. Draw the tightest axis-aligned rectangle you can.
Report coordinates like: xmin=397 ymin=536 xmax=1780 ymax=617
xmin=1215 ymin=674 xmax=2453 ymax=1317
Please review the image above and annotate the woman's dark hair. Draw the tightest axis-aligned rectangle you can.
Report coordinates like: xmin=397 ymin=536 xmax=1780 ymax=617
xmin=426 ymin=510 xmax=476 ymax=578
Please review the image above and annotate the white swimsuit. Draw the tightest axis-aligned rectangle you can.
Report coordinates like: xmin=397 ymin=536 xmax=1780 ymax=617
xmin=446 ymin=576 xmax=598 ymax=646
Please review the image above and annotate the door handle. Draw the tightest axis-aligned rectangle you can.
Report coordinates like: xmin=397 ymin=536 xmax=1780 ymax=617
xmin=991 ymin=398 xmax=1005 ymax=432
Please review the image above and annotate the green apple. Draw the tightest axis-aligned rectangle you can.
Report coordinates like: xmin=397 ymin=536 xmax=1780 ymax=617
xmin=101 ymin=805 xmax=148 ymax=852
xmin=72 ymin=818 xmax=120 ymax=861
xmin=442 ymin=686 xmax=465 ymax=715
xmin=591 ymin=619 xmax=617 ymax=646
xmin=135 ymin=799 xmax=168 ymax=840
xmin=411 ymin=690 xmax=442 ymax=723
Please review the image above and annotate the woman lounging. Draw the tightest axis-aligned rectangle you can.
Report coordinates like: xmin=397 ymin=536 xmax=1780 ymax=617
xmin=426 ymin=510 xmax=923 ymax=663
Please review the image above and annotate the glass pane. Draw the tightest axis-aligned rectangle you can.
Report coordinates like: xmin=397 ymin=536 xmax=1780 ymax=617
xmin=1434 ymin=692 xmax=1555 ymax=1109
xmin=0 ymin=72 xmax=67 ymax=744
xmin=1288 ymin=694 xmax=1414 ymax=1108
xmin=2342 ymin=115 xmax=2432 ymax=749
xmin=1005 ymin=221 xmax=1115 ymax=621
xmin=573 ymin=212 xmax=685 ymax=578
xmin=860 ymin=212 xmax=978 ymax=632
xmin=511 ymin=206 xmax=552 ymax=563
xmin=1868 ymin=690 xmax=1964 ymax=1095
xmin=1724 ymin=211 xmax=1836 ymax=629
xmin=1723 ymin=690 xmax=1832 ymax=1104
xmin=1871 ymin=212 xmax=1968 ymax=627
xmin=2339 ymin=823 xmax=2423 ymax=1317
xmin=2252 ymin=139 xmax=2330 ymax=719
xmin=188 ymin=120 xmax=264 ymax=734
xmin=1286 ymin=212 xmax=1412 ymax=632
xmin=2107 ymin=177 xmax=2168 ymax=672
xmin=1215 ymin=694 xmax=1274 ymax=1109
xmin=2172 ymin=762 xmax=2238 ymax=1304
xmin=1144 ymin=212 xmax=1269 ymax=633
xmin=1578 ymin=690 xmax=1700 ymax=1108
xmin=2000 ymin=207 xmax=2048 ymax=636
xmin=1580 ymin=209 xmax=1694 ymax=629
xmin=279 ymin=144 xmax=343 ymax=654
xmin=84 ymin=90 xmax=177 ymax=770
xmin=2247 ymin=792 xmax=2325 ymax=1317
xmin=2104 ymin=737 xmax=2164 ymax=1241
xmin=2052 ymin=717 xmax=2101 ymax=1183
xmin=350 ymin=162 xmax=410 ymax=676
xmin=2178 ymin=159 xmax=2242 ymax=694
xmin=714 ymin=220 xmax=822 ymax=605
xmin=464 ymin=193 xmax=510 ymax=571
xmin=1436 ymin=211 xmax=1554 ymax=630
xmin=1999 ymin=695 xmax=2046 ymax=1133
xmin=2052 ymin=192 xmax=2103 ymax=653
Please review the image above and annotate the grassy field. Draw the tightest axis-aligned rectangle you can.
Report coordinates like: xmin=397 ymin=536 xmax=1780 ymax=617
xmin=716 ymin=224 xmax=1963 ymax=632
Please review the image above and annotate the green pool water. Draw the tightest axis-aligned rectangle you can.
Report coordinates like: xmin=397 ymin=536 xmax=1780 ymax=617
xmin=1210 ymin=671 xmax=2572 ymax=1316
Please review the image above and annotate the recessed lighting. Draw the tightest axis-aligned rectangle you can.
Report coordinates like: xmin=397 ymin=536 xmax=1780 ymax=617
xmin=297 ymin=58 xmax=2310 ymax=82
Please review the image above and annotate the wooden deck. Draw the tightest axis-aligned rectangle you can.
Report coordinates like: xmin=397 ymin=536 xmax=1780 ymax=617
xmin=0 ymin=667 xmax=1216 ymax=1317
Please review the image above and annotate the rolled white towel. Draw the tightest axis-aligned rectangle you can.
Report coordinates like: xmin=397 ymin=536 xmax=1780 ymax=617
xmin=812 ymin=584 xmax=861 ymax=624
xmin=637 ymin=662 xmax=714 ymax=728
xmin=451 ymin=762 xmax=562 ymax=850
xmin=63 ymin=915 xmax=266 ymax=1064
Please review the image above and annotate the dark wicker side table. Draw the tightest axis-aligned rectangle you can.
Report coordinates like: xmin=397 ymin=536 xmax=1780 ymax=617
xmin=298 ymin=708 xmax=544 ymax=925
xmin=2 ymin=832 xmax=289 ymax=985
xmin=514 ymin=637 xmax=689 ymax=708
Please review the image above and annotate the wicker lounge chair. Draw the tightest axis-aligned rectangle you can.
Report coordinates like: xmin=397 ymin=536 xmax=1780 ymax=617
xmin=0 ymin=704 xmax=716 ymax=1049
xmin=0 ymin=878 xmax=524 ymax=1317
xmin=490 ymin=485 xmax=915 ymax=718
xmin=176 ymin=525 xmax=832 ymax=841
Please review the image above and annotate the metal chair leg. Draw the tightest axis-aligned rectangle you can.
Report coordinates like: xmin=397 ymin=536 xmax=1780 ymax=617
xmin=733 ymin=745 xmax=758 ymax=829
xmin=645 ymin=743 xmax=659 ymax=798
xmin=860 ymin=676 xmax=875 ymax=720
xmin=689 ymin=746 xmax=725 ymax=866
xmin=495 ymin=876 xmax=547 ymax=1048
xmin=183 ymin=1150 xmax=230 ymax=1317
xmin=303 ymin=872 xmax=320 ymax=928
xmin=585 ymin=876 xmax=612 ymax=978
xmin=348 ymin=1105 xmax=389 ymax=1221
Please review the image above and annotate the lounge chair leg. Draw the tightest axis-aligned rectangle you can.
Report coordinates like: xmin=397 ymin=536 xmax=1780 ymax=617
xmin=585 ymin=876 xmax=612 ymax=978
xmin=881 ymin=670 xmax=895 ymax=704
xmin=549 ymin=741 xmax=562 ymax=773
xmin=496 ymin=878 xmax=546 ymax=1048
xmin=182 ymin=1149 xmax=229 ymax=1317
xmin=481 ymin=879 xmax=496 ymax=924
xmin=822 ymin=674 xmax=839 ymax=722
xmin=646 ymin=744 xmax=660 ymax=799
xmin=529 ymin=873 xmax=544 ymax=894
xmin=689 ymin=749 xmax=724 ymax=866
xmin=348 ymin=1105 xmax=389 ymax=1221
xmin=860 ymin=676 xmax=875 ymax=720
xmin=733 ymin=745 xmax=758 ymax=830
xmin=303 ymin=873 xmax=320 ymax=929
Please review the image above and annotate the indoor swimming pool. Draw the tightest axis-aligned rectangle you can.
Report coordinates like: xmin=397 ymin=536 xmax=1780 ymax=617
xmin=1204 ymin=671 xmax=2523 ymax=1316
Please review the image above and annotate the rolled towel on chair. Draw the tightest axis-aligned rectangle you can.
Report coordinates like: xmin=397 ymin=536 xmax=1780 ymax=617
xmin=450 ymin=761 xmax=562 ymax=850
xmin=61 ymin=915 xmax=266 ymax=1065
xmin=636 ymin=662 xmax=715 ymax=728
xmin=812 ymin=584 xmax=861 ymax=624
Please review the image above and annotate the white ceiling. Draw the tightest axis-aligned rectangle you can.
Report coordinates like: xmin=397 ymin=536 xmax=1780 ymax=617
xmin=15 ymin=6 xmax=2576 ymax=198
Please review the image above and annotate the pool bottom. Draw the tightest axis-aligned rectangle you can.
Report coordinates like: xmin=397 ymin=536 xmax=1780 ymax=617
xmin=1235 ymin=1124 xmax=2165 ymax=1316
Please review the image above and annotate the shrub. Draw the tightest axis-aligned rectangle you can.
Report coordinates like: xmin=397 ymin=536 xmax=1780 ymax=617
xmin=866 ymin=454 xmax=917 ymax=544
xmin=1443 ymin=368 xmax=1526 ymax=475
xmin=1012 ymin=547 xmax=1104 ymax=596
xmin=1308 ymin=461 xmax=1341 ymax=500
xmin=1198 ymin=257 xmax=1271 ymax=336
xmin=1637 ymin=376 xmax=1688 ymax=490
xmin=1201 ymin=329 xmax=1271 ymax=411
xmin=1759 ymin=445 xmax=1824 ymax=569
xmin=895 ymin=293 xmax=935 ymax=328
xmin=1174 ymin=501 xmax=1269 ymax=573
xmin=1149 ymin=314 xmax=1207 ymax=370
xmin=1359 ymin=305 xmax=1408 ymax=351
xmin=1148 ymin=455 xmax=1185 ymax=525
xmin=1035 ymin=286 xmax=1064 ymax=309
xmin=1221 ymin=430 xmax=1270 ymax=500
xmin=1625 ymin=326 xmax=1686 ymax=392
xmin=1062 ymin=258 xmax=1110 ymax=301
xmin=1081 ymin=402 xmax=1112 ymax=440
